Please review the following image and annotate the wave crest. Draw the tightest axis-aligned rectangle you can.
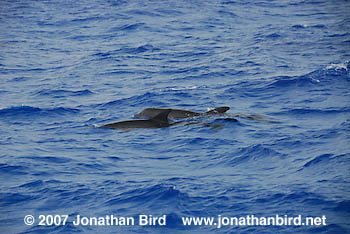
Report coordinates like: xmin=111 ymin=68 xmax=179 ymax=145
xmin=0 ymin=105 xmax=79 ymax=118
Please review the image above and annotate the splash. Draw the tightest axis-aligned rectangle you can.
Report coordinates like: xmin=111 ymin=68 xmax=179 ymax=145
xmin=326 ymin=62 xmax=349 ymax=72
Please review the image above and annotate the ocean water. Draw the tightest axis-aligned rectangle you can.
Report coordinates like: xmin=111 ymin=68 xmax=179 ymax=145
xmin=1 ymin=0 xmax=349 ymax=233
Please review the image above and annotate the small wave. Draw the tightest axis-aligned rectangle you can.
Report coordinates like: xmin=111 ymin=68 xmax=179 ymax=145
xmin=34 ymin=89 xmax=94 ymax=98
xmin=114 ymin=23 xmax=145 ymax=31
xmin=328 ymin=32 xmax=350 ymax=38
xmin=267 ymin=75 xmax=320 ymax=89
xmin=265 ymin=32 xmax=282 ymax=39
xmin=333 ymin=200 xmax=350 ymax=213
xmin=160 ymin=85 xmax=203 ymax=92
xmin=236 ymin=144 xmax=287 ymax=160
xmin=19 ymin=180 xmax=44 ymax=188
xmin=217 ymin=9 xmax=238 ymax=18
xmin=292 ymin=24 xmax=308 ymax=29
xmin=106 ymin=184 xmax=187 ymax=208
xmin=277 ymin=107 xmax=350 ymax=116
xmin=302 ymin=153 xmax=350 ymax=169
xmin=118 ymin=44 xmax=159 ymax=54
xmin=99 ymin=92 xmax=164 ymax=109
xmin=104 ymin=156 xmax=123 ymax=162
xmin=126 ymin=9 xmax=162 ymax=17
xmin=0 ymin=105 xmax=79 ymax=118
xmin=0 ymin=164 xmax=29 ymax=176
xmin=312 ymin=24 xmax=327 ymax=29
xmin=303 ymin=154 xmax=334 ymax=168
xmin=91 ymin=51 xmax=113 ymax=58
xmin=308 ymin=224 xmax=350 ymax=234
xmin=92 ymin=44 xmax=159 ymax=59
xmin=0 ymin=193 xmax=36 ymax=206
xmin=252 ymin=190 xmax=333 ymax=211
xmin=156 ymin=8 xmax=183 ymax=17
xmin=25 ymin=156 xmax=73 ymax=164
xmin=71 ymin=16 xmax=102 ymax=23
xmin=292 ymin=24 xmax=326 ymax=30
xmin=307 ymin=61 xmax=350 ymax=81
xmin=225 ymin=75 xmax=319 ymax=98
xmin=9 ymin=76 xmax=32 ymax=82
xmin=216 ymin=144 xmax=287 ymax=167
xmin=265 ymin=62 xmax=350 ymax=91
xmin=18 ymin=222 xmax=82 ymax=234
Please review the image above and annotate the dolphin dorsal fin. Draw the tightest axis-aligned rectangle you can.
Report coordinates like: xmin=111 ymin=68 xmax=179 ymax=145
xmin=205 ymin=106 xmax=230 ymax=115
xmin=150 ymin=109 xmax=171 ymax=123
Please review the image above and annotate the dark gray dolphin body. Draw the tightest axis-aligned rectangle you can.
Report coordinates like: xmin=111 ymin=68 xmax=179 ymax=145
xmin=133 ymin=106 xmax=230 ymax=120
xmin=99 ymin=109 xmax=172 ymax=130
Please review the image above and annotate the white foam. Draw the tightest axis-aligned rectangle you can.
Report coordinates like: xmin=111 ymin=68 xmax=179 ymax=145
xmin=326 ymin=62 xmax=348 ymax=71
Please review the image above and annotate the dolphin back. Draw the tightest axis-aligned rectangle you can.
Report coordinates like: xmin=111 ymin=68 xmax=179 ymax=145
xmin=134 ymin=106 xmax=230 ymax=120
xmin=99 ymin=109 xmax=172 ymax=129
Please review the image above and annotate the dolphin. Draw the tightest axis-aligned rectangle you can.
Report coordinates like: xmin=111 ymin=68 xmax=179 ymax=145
xmin=133 ymin=106 xmax=230 ymax=120
xmin=99 ymin=109 xmax=172 ymax=130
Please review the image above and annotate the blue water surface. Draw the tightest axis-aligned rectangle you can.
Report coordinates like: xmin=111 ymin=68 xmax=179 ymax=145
xmin=1 ymin=0 xmax=349 ymax=233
